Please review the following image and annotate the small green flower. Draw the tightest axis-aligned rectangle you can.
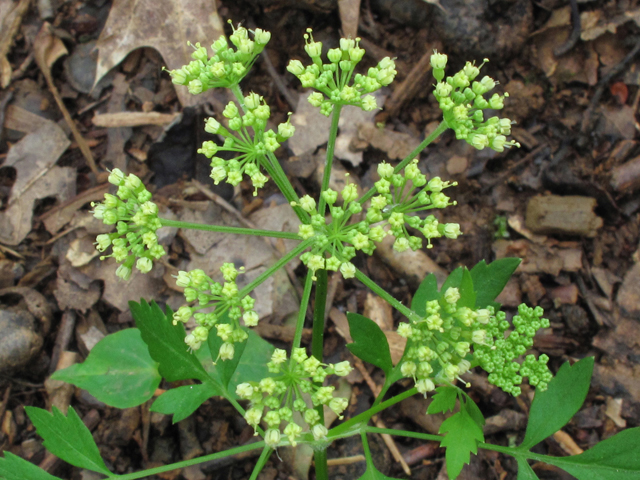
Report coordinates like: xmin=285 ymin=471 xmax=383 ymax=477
xmin=168 ymin=23 xmax=270 ymax=92
xmin=288 ymin=30 xmax=394 ymax=114
xmin=236 ymin=349 xmax=351 ymax=446
xmin=92 ymin=169 xmax=165 ymax=277
xmin=172 ymin=264 xmax=258 ymax=355
xmin=431 ymin=52 xmax=520 ymax=152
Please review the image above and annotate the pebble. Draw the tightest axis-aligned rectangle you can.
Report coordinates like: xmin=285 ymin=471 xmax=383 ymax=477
xmin=0 ymin=308 xmax=44 ymax=374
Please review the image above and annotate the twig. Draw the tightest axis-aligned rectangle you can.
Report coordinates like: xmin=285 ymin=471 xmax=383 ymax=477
xmin=580 ymin=37 xmax=640 ymax=137
xmin=554 ymin=0 xmax=581 ymax=57
xmin=353 ymin=360 xmax=412 ymax=476
xmin=48 ymin=310 xmax=77 ymax=374
xmin=480 ymin=144 xmax=547 ymax=193
xmin=260 ymin=49 xmax=298 ymax=112
xmin=34 ymin=23 xmax=100 ymax=178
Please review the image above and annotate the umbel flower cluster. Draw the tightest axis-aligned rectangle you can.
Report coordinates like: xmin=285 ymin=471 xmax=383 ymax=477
xmin=168 ymin=22 xmax=271 ymax=93
xmin=172 ymin=264 xmax=258 ymax=355
xmin=287 ymin=29 xmax=397 ymax=115
xmin=236 ymin=348 xmax=353 ymax=448
xmin=430 ymin=52 xmax=520 ymax=152
xmin=295 ymin=161 xmax=462 ymax=280
xmin=92 ymin=169 xmax=166 ymax=280
xmin=398 ymin=287 xmax=552 ymax=396
xmin=198 ymin=93 xmax=295 ymax=194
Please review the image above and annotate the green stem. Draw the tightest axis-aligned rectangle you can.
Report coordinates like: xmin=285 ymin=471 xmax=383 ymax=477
xmin=365 ymin=426 xmax=443 ymax=443
xmin=292 ymin=270 xmax=315 ymax=350
xmin=312 ymin=269 xmax=328 ymax=362
xmin=314 ymin=449 xmax=329 ymax=480
xmin=230 ymin=84 xmax=246 ymax=111
xmin=248 ymin=446 xmax=273 ymax=480
xmin=354 ymin=268 xmax=420 ymax=322
xmin=264 ymin=151 xmax=309 ymax=224
xmin=159 ymin=218 xmax=302 ymax=240
xmin=113 ymin=441 xmax=265 ymax=479
xmin=358 ymin=120 xmax=449 ymax=206
xmin=318 ymin=104 xmax=343 ymax=215
xmin=238 ymin=238 xmax=313 ymax=298
xmin=361 ymin=430 xmax=374 ymax=469
xmin=330 ymin=388 xmax=417 ymax=438
xmin=312 ymin=269 xmax=329 ymax=478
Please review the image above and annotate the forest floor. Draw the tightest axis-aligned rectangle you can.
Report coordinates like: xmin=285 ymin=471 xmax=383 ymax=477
xmin=1 ymin=0 xmax=639 ymax=479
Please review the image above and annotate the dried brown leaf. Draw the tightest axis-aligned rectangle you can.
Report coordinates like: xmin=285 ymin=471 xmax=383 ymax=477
xmin=95 ymin=0 xmax=224 ymax=107
xmin=0 ymin=122 xmax=75 ymax=245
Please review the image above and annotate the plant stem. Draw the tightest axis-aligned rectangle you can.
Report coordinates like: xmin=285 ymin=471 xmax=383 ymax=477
xmin=265 ymin=151 xmax=309 ymax=223
xmin=317 ymin=104 xmax=343 ymax=215
xmin=361 ymin=430 xmax=374 ymax=469
xmin=292 ymin=270 xmax=315 ymax=350
xmin=230 ymin=84 xmax=246 ymax=111
xmin=358 ymin=120 xmax=449 ymax=206
xmin=248 ymin=446 xmax=273 ymax=480
xmin=312 ymin=269 xmax=329 ymax=479
xmin=354 ymin=268 xmax=420 ymax=322
xmin=329 ymin=388 xmax=417 ymax=438
xmin=238 ymin=239 xmax=313 ymax=298
xmin=314 ymin=449 xmax=329 ymax=480
xmin=113 ymin=441 xmax=265 ymax=479
xmin=312 ymin=269 xmax=328 ymax=362
xmin=159 ymin=218 xmax=302 ymax=240
xmin=365 ymin=426 xmax=443 ymax=443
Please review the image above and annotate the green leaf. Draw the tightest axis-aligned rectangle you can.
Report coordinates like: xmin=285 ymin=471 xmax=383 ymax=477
xmin=516 ymin=458 xmax=540 ymax=480
xmin=346 ymin=313 xmax=393 ymax=377
xmin=439 ymin=409 xmax=485 ymax=479
xmin=196 ymin=327 xmax=273 ymax=399
xmin=51 ymin=329 xmax=161 ymax=409
xmin=545 ymin=427 xmax=640 ymax=480
xmin=151 ymin=383 xmax=219 ymax=423
xmin=227 ymin=328 xmax=274 ymax=392
xmin=461 ymin=392 xmax=485 ymax=428
xmin=427 ymin=386 xmax=458 ymax=414
xmin=0 ymin=452 xmax=62 ymax=480
xmin=520 ymin=358 xmax=594 ymax=450
xmin=207 ymin=313 xmax=247 ymax=389
xmin=470 ymin=258 xmax=521 ymax=308
xmin=411 ymin=273 xmax=438 ymax=315
xmin=356 ymin=463 xmax=403 ymax=479
xmin=440 ymin=267 xmax=475 ymax=309
xmin=129 ymin=300 xmax=210 ymax=383
xmin=25 ymin=406 xmax=111 ymax=475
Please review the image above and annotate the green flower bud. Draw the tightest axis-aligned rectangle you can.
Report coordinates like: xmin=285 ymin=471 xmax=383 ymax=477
xmin=264 ymin=429 xmax=281 ymax=448
xmin=254 ymin=28 xmax=271 ymax=45
xmin=287 ymin=59 xmax=305 ymax=76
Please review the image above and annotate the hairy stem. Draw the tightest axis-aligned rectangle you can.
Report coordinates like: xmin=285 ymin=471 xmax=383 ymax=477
xmin=248 ymin=446 xmax=273 ymax=480
xmin=312 ymin=269 xmax=329 ymax=479
xmin=238 ymin=239 xmax=313 ymax=298
xmin=159 ymin=218 xmax=302 ymax=240
xmin=292 ymin=270 xmax=315 ymax=350
xmin=317 ymin=104 xmax=343 ymax=215
xmin=354 ymin=268 xmax=420 ymax=322
xmin=359 ymin=120 xmax=449 ymax=206
xmin=330 ymin=388 xmax=417 ymax=438
xmin=113 ymin=441 xmax=265 ymax=479
xmin=366 ymin=426 xmax=443 ymax=443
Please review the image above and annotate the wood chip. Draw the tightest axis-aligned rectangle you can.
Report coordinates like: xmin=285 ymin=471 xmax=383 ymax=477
xmin=92 ymin=111 xmax=181 ymax=128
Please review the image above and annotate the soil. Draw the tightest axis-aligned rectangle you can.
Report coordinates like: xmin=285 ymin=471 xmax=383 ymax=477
xmin=1 ymin=0 xmax=639 ymax=479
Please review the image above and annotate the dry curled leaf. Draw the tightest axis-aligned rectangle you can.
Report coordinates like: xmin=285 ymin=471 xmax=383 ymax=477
xmin=95 ymin=0 xmax=224 ymax=106
xmin=0 ymin=122 xmax=75 ymax=245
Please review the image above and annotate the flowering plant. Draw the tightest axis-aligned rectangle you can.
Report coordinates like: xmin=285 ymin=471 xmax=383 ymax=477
xmin=4 ymin=24 xmax=639 ymax=480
